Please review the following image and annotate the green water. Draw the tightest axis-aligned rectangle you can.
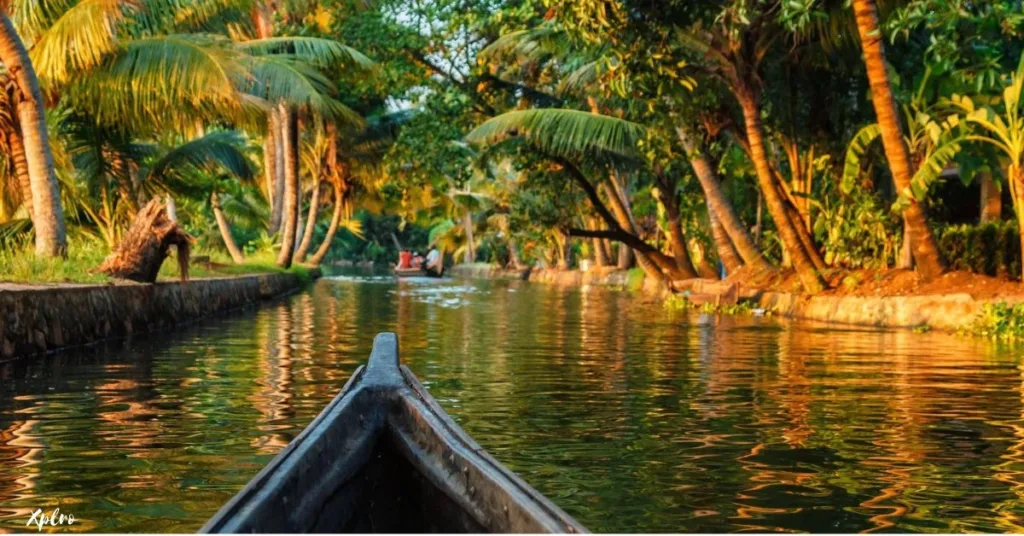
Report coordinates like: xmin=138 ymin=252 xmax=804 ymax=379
xmin=2 ymin=272 xmax=1024 ymax=532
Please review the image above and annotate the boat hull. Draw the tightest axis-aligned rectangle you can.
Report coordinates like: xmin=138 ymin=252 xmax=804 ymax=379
xmin=202 ymin=333 xmax=585 ymax=533
xmin=394 ymin=267 xmax=444 ymax=278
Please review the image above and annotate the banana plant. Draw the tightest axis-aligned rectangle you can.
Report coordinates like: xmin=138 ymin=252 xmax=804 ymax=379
xmin=947 ymin=55 xmax=1024 ymax=279
xmin=841 ymin=68 xmax=967 ymax=205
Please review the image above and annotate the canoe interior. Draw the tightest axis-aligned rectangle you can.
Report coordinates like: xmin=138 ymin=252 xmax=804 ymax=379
xmin=202 ymin=333 xmax=585 ymax=534
xmin=305 ymin=429 xmax=486 ymax=533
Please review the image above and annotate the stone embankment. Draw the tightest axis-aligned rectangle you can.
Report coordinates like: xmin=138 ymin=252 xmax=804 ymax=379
xmin=450 ymin=263 xmax=1015 ymax=331
xmin=0 ymin=270 xmax=320 ymax=361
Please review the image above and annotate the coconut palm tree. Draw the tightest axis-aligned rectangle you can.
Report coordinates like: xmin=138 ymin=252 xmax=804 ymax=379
xmin=851 ymin=0 xmax=945 ymax=280
xmin=0 ymin=9 xmax=66 ymax=256
xmin=466 ymin=108 xmax=698 ymax=282
xmin=676 ymin=124 xmax=773 ymax=273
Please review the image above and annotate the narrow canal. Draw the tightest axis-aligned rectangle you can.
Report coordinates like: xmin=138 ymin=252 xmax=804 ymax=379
xmin=2 ymin=272 xmax=1023 ymax=532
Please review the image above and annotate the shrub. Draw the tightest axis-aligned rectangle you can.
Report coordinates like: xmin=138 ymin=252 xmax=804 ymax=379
xmin=963 ymin=302 xmax=1024 ymax=339
xmin=936 ymin=221 xmax=1021 ymax=279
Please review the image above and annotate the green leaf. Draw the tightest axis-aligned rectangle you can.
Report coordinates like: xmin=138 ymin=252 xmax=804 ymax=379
xmin=841 ymin=124 xmax=881 ymax=194
xmin=238 ymin=37 xmax=374 ymax=70
xmin=907 ymin=140 xmax=963 ymax=201
xmin=147 ymin=130 xmax=253 ymax=184
xmin=465 ymin=109 xmax=646 ymax=159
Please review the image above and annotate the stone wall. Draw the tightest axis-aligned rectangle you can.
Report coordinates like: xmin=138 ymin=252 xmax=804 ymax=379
xmin=450 ymin=264 xmax=670 ymax=294
xmin=450 ymin=262 xmax=1020 ymax=331
xmin=752 ymin=291 xmax=1021 ymax=331
xmin=448 ymin=263 xmax=532 ymax=281
xmin=0 ymin=270 xmax=319 ymax=361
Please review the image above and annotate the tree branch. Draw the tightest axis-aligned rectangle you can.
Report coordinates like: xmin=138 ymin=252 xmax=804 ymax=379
xmin=567 ymin=228 xmax=627 ymax=240
xmin=551 ymin=156 xmax=621 ymax=232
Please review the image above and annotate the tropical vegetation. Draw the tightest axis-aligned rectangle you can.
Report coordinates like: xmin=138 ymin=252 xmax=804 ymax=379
xmin=0 ymin=0 xmax=1022 ymax=293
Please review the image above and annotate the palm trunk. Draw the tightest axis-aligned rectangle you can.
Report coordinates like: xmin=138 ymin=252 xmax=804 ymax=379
xmin=980 ymin=170 xmax=1002 ymax=223
xmin=275 ymin=105 xmax=299 ymax=268
xmin=1011 ymin=165 xmax=1024 ymax=281
xmin=666 ymin=218 xmax=698 ymax=278
xmin=0 ymin=11 xmax=66 ymax=256
xmin=265 ymin=109 xmax=283 ymax=234
xmin=604 ymin=179 xmax=634 ymax=269
xmin=165 ymin=194 xmax=177 ymax=223
xmin=654 ymin=181 xmax=699 ymax=279
xmin=697 ymin=251 xmax=718 ymax=279
xmin=601 ymin=181 xmax=642 ymax=262
xmin=734 ymin=86 xmax=825 ymax=292
xmin=508 ymin=236 xmax=524 ymax=269
xmin=463 ymin=208 xmax=476 ymax=263
xmin=308 ymin=179 xmax=344 ymax=266
xmin=212 ymin=192 xmax=244 ymax=264
xmin=294 ymin=195 xmax=304 ymax=254
xmin=898 ymin=220 xmax=913 ymax=268
xmin=589 ymin=217 xmax=611 ymax=267
xmin=755 ymin=190 xmax=763 ymax=242
xmin=852 ymin=0 xmax=945 ymax=281
xmin=593 ymin=238 xmax=611 ymax=267
xmin=600 ymin=182 xmax=665 ymax=279
xmin=273 ymin=110 xmax=286 ymax=232
xmin=709 ymin=208 xmax=743 ymax=274
xmin=8 ymin=126 xmax=32 ymax=220
xmin=782 ymin=190 xmax=827 ymax=271
xmin=676 ymin=126 xmax=773 ymax=272
xmin=294 ymin=176 xmax=321 ymax=262
xmin=616 ymin=240 xmax=634 ymax=269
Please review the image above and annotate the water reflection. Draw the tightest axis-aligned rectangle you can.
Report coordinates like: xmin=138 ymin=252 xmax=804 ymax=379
xmin=0 ymin=273 xmax=1023 ymax=532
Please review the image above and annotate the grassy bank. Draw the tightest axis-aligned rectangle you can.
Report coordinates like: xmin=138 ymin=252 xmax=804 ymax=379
xmin=0 ymin=239 xmax=314 ymax=285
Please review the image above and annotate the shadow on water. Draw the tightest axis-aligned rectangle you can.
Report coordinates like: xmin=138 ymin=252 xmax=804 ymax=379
xmin=1 ymin=269 xmax=1024 ymax=532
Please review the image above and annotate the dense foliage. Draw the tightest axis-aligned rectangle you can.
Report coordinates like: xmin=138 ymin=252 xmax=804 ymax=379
xmin=0 ymin=0 xmax=1022 ymax=290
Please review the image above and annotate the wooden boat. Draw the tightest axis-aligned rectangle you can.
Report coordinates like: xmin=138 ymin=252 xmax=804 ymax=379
xmin=393 ymin=266 xmax=426 ymax=277
xmin=393 ymin=266 xmax=444 ymax=278
xmin=202 ymin=333 xmax=586 ymax=534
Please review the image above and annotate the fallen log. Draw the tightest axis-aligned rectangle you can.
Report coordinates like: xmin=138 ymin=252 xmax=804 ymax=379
xmin=98 ymin=199 xmax=194 ymax=283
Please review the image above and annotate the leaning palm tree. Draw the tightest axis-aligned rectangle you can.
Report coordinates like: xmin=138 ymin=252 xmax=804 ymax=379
xmin=8 ymin=0 xmax=370 ymax=255
xmin=850 ymin=0 xmax=945 ymax=280
xmin=466 ymin=108 xmax=696 ymax=282
xmin=482 ymin=20 xmax=772 ymax=278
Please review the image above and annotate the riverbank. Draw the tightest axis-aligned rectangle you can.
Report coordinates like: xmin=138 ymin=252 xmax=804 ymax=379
xmin=449 ymin=263 xmax=1024 ymax=332
xmin=0 ymin=269 xmax=321 ymax=361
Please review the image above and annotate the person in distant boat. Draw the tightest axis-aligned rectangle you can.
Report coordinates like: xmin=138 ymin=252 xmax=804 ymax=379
xmin=424 ymin=247 xmax=442 ymax=276
xmin=411 ymin=252 xmax=424 ymax=269
xmin=398 ymin=250 xmax=412 ymax=269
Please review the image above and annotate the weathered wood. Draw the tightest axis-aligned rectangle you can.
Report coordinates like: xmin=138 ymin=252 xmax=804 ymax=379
xmin=203 ymin=333 xmax=586 ymax=534
xmin=98 ymin=199 xmax=194 ymax=283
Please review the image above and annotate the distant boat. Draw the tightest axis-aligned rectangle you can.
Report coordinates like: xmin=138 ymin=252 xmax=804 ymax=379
xmin=393 ymin=266 xmax=445 ymax=278
xmin=202 ymin=333 xmax=585 ymax=533
xmin=393 ymin=266 xmax=426 ymax=277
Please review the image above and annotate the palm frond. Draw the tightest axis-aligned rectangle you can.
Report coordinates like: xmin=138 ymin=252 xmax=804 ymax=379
xmin=465 ymin=109 xmax=645 ymax=159
xmin=66 ymin=34 xmax=245 ymax=129
xmin=238 ymin=36 xmax=373 ymax=69
xmin=147 ymin=130 xmax=253 ymax=183
xmin=557 ymin=58 xmax=605 ymax=96
xmin=10 ymin=0 xmax=76 ymax=43
xmin=30 ymin=0 xmax=136 ymax=86
xmin=219 ymin=187 xmax=269 ymax=230
xmin=478 ymin=24 xmax=562 ymax=64
xmin=240 ymin=55 xmax=361 ymax=125
xmin=840 ymin=123 xmax=881 ymax=194
xmin=166 ymin=0 xmax=249 ymax=32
